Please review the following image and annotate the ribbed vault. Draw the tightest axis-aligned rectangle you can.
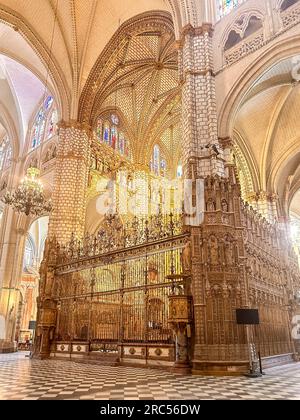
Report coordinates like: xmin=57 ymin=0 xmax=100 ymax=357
xmin=232 ymin=56 xmax=300 ymax=215
xmin=80 ymin=11 xmax=181 ymax=166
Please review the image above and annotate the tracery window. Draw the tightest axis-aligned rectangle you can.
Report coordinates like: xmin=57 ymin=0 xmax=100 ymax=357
xmin=0 ymin=136 xmax=12 ymax=171
xmin=94 ymin=114 xmax=131 ymax=158
xmin=31 ymin=95 xmax=58 ymax=150
xmin=217 ymin=0 xmax=240 ymax=19
xmin=150 ymin=145 xmax=167 ymax=177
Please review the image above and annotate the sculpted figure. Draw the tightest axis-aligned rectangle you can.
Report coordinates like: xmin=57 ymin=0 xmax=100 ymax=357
xmin=210 ymin=236 xmax=219 ymax=265
xmin=221 ymin=199 xmax=229 ymax=212
xmin=181 ymin=239 xmax=192 ymax=273
xmin=207 ymin=198 xmax=216 ymax=212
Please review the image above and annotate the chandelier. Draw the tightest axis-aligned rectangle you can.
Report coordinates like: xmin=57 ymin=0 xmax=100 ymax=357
xmin=2 ymin=167 xmax=52 ymax=217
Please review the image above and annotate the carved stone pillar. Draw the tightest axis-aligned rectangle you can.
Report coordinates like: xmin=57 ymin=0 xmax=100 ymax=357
xmin=48 ymin=121 xmax=91 ymax=244
xmin=179 ymin=24 xmax=234 ymax=369
xmin=179 ymin=24 xmax=225 ymax=179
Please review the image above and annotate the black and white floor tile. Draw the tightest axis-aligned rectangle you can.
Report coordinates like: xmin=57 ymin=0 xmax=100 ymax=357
xmin=0 ymin=352 xmax=299 ymax=400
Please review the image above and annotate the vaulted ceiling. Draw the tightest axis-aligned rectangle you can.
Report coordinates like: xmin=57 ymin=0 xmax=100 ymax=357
xmin=0 ymin=0 xmax=175 ymax=115
xmin=81 ymin=13 xmax=180 ymax=164
xmin=233 ymin=56 xmax=300 ymax=216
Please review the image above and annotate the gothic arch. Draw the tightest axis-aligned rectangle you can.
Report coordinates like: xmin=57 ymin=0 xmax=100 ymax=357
xmin=233 ymin=129 xmax=259 ymax=198
xmin=270 ymin=138 xmax=300 ymax=192
xmin=166 ymin=0 xmax=202 ymax=30
xmin=218 ymin=34 xmax=300 ymax=139
xmin=0 ymin=5 xmax=70 ymax=120
xmin=78 ymin=11 xmax=177 ymax=125
xmin=221 ymin=9 xmax=265 ymax=52
xmin=165 ymin=0 xmax=183 ymax=37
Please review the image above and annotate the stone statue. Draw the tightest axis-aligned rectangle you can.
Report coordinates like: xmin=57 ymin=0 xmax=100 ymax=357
xmin=221 ymin=199 xmax=228 ymax=212
xmin=181 ymin=239 xmax=192 ymax=273
xmin=210 ymin=236 xmax=219 ymax=265
xmin=207 ymin=198 xmax=216 ymax=212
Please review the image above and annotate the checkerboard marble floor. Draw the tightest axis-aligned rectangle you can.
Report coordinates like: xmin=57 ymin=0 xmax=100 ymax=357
xmin=0 ymin=352 xmax=300 ymax=400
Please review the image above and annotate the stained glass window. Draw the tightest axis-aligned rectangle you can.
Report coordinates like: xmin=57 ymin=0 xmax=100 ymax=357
xmin=111 ymin=114 xmax=119 ymax=125
xmin=161 ymin=159 xmax=167 ymax=177
xmin=32 ymin=109 xmax=45 ymax=149
xmin=96 ymin=119 xmax=103 ymax=141
xmin=150 ymin=145 xmax=167 ymax=177
xmin=111 ymin=126 xmax=118 ymax=149
xmin=31 ymin=95 xmax=57 ymax=149
xmin=217 ymin=0 xmax=239 ymax=19
xmin=47 ymin=108 xmax=58 ymax=139
xmin=0 ymin=136 xmax=12 ymax=171
xmin=103 ymin=122 xmax=110 ymax=144
xmin=45 ymin=95 xmax=54 ymax=110
xmin=95 ymin=115 xmax=131 ymax=159
xmin=119 ymin=132 xmax=125 ymax=155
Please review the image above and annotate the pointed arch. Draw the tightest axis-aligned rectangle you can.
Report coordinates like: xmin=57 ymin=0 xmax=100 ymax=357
xmin=0 ymin=5 xmax=70 ymax=120
xmin=218 ymin=34 xmax=300 ymax=138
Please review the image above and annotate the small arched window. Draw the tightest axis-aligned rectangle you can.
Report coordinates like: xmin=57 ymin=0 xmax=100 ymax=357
xmin=31 ymin=96 xmax=58 ymax=150
xmin=224 ymin=15 xmax=263 ymax=51
xmin=0 ymin=136 xmax=12 ymax=171
xmin=150 ymin=145 xmax=167 ymax=177
xmin=94 ymin=114 xmax=131 ymax=158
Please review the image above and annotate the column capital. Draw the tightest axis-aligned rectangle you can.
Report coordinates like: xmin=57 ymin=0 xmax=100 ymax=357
xmin=178 ymin=23 xmax=214 ymax=49
xmin=58 ymin=120 xmax=92 ymax=135
xmin=219 ymin=137 xmax=234 ymax=150
xmin=181 ymin=23 xmax=214 ymax=39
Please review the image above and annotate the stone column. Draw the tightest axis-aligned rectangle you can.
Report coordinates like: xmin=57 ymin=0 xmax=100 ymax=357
xmin=179 ymin=24 xmax=225 ymax=180
xmin=48 ymin=121 xmax=91 ymax=244
xmin=178 ymin=23 xmax=228 ymax=373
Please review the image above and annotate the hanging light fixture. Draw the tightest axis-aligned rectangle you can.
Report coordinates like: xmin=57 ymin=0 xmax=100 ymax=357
xmin=2 ymin=167 xmax=52 ymax=217
xmin=2 ymin=1 xmax=59 ymax=218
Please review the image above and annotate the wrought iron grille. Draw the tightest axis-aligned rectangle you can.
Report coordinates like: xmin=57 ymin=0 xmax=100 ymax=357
xmin=54 ymin=244 xmax=185 ymax=347
xmin=56 ymin=213 xmax=183 ymax=267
